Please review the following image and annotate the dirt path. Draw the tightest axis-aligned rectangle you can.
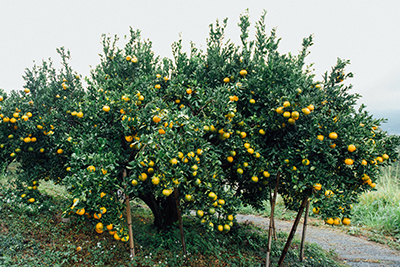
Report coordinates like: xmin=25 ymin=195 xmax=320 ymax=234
xmin=236 ymin=214 xmax=400 ymax=266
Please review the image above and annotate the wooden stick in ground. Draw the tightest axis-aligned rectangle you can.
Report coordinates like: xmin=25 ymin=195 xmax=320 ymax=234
xmin=299 ymin=198 xmax=310 ymax=261
xmin=174 ymin=187 xmax=187 ymax=254
xmin=277 ymin=193 xmax=310 ymax=267
xmin=266 ymin=171 xmax=280 ymax=267
xmin=124 ymin=169 xmax=135 ymax=258
xmin=269 ymin=188 xmax=277 ymax=241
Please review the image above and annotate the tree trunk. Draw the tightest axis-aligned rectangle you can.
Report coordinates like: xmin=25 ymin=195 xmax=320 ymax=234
xmin=138 ymin=192 xmax=178 ymax=230
xmin=174 ymin=188 xmax=187 ymax=254
xmin=266 ymin=172 xmax=280 ymax=267
xmin=277 ymin=193 xmax=310 ymax=267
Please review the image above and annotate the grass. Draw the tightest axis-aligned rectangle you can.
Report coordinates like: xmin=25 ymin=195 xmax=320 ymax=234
xmin=0 ymin=164 xmax=344 ymax=266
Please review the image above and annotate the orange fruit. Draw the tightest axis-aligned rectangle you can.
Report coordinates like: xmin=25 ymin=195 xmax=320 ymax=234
xmin=317 ymin=135 xmax=324 ymax=141
xmin=223 ymin=77 xmax=230 ymax=83
xmin=239 ymin=69 xmax=247 ymax=76
xmin=76 ymin=208 xmax=85 ymax=215
xmin=313 ymin=183 xmax=322 ymax=191
xmin=283 ymin=101 xmax=290 ymax=108
xmin=103 ymin=105 xmax=110 ymax=112
xmin=333 ymin=217 xmax=341 ymax=225
xmin=342 ymin=218 xmax=351 ymax=225
xmin=326 ymin=218 xmax=334 ymax=225
xmin=152 ymin=116 xmax=161 ymax=123
xmin=328 ymin=132 xmax=338 ymax=139
xmin=302 ymin=108 xmax=310 ymax=115
xmin=344 ymin=158 xmax=354 ymax=165
xmin=325 ymin=190 xmax=334 ymax=198
xmin=276 ymin=107 xmax=284 ymax=114
xmin=312 ymin=207 xmax=320 ymax=214
xmin=347 ymin=144 xmax=356 ymax=152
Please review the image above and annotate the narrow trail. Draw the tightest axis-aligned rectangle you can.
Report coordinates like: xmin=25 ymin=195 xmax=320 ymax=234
xmin=236 ymin=214 xmax=400 ymax=267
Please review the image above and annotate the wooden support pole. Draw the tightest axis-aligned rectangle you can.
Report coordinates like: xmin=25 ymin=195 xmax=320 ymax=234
xmin=124 ymin=169 xmax=135 ymax=259
xmin=277 ymin=193 xmax=310 ymax=267
xmin=300 ymin=198 xmax=310 ymax=261
xmin=174 ymin=188 xmax=187 ymax=254
xmin=266 ymin=172 xmax=280 ymax=267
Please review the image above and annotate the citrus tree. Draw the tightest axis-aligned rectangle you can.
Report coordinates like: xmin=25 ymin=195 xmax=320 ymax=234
xmin=1 ymin=10 xmax=399 ymax=265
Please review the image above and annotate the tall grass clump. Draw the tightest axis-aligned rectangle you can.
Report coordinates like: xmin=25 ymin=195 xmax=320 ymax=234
xmin=352 ymin=160 xmax=400 ymax=238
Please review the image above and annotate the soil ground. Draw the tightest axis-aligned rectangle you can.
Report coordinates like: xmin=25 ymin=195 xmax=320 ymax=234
xmin=236 ymin=214 xmax=400 ymax=266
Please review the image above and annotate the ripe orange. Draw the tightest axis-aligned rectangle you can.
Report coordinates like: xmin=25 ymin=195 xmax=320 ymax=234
xmin=223 ymin=77 xmax=230 ymax=83
xmin=302 ymin=108 xmax=310 ymax=115
xmin=100 ymin=207 xmax=107 ymax=214
xmin=76 ymin=208 xmax=85 ymax=215
xmin=95 ymin=222 xmax=104 ymax=230
xmin=333 ymin=217 xmax=341 ymax=225
xmin=283 ymin=111 xmax=291 ymax=118
xmin=152 ymin=116 xmax=161 ymax=123
xmin=313 ymin=183 xmax=322 ymax=191
xmin=312 ymin=207 xmax=320 ymax=214
xmin=361 ymin=159 xmax=367 ymax=166
xmin=317 ymin=135 xmax=324 ymax=141
xmin=342 ymin=218 xmax=351 ymax=225
xmin=347 ymin=144 xmax=356 ymax=152
xmin=139 ymin=173 xmax=148 ymax=181
xmin=186 ymin=88 xmax=192 ymax=94
xmin=328 ymin=132 xmax=338 ymax=139
xmin=326 ymin=218 xmax=334 ymax=225
xmin=239 ymin=69 xmax=247 ymax=76
xmin=57 ymin=149 xmax=64 ymax=154
xmin=344 ymin=158 xmax=354 ymax=165
xmin=103 ymin=105 xmax=110 ymax=112
xmin=151 ymin=176 xmax=160 ymax=185
xmin=251 ymin=176 xmax=258 ymax=182
xmin=302 ymin=159 xmax=310 ymax=166
xmin=276 ymin=107 xmax=284 ymax=114
xmin=155 ymin=84 xmax=161 ymax=89
xmin=283 ymin=101 xmax=290 ymax=108
xmin=325 ymin=190 xmax=334 ymax=198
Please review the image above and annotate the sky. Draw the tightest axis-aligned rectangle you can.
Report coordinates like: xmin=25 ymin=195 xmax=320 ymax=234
xmin=1 ymin=0 xmax=399 ymax=133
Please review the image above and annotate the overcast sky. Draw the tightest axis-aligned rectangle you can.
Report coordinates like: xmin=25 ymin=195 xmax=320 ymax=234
xmin=1 ymin=1 xmax=399 ymax=127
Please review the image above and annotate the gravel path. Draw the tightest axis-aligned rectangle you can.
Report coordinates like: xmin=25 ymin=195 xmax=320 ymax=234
xmin=236 ymin=214 xmax=400 ymax=266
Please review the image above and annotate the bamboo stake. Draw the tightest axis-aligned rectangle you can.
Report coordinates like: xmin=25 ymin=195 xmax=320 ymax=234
xmin=269 ymin=189 xmax=277 ymax=241
xmin=277 ymin=193 xmax=310 ymax=267
xmin=124 ymin=169 xmax=135 ymax=258
xmin=174 ymin=188 xmax=187 ymax=254
xmin=266 ymin=171 xmax=280 ymax=267
xmin=299 ymin=198 xmax=310 ymax=261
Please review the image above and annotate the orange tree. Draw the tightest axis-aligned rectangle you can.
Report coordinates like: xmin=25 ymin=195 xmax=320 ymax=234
xmin=2 ymin=11 xmax=399 ymax=262
xmin=0 ymin=48 xmax=85 ymax=204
